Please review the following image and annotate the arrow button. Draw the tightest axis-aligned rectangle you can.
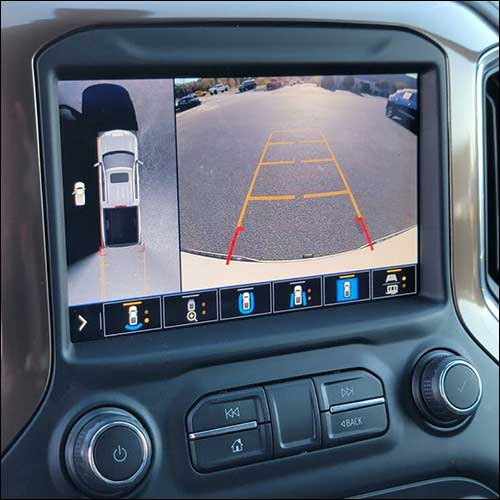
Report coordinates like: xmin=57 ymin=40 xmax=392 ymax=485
xmin=70 ymin=304 xmax=104 ymax=342
xmin=78 ymin=314 xmax=88 ymax=332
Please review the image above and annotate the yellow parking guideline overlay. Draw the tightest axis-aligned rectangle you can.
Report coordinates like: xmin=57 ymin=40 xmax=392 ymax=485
xmin=234 ymin=127 xmax=366 ymax=234
xmin=236 ymin=131 xmax=275 ymax=227
xmin=318 ymin=130 xmax=363 ymax=219
xmin=299 ymin=139 xmax=324 ymax=144
xmin=301 ymin=158 xmax=336 ymax=164
xmin=249 ymin=195 xmax=296 ymax=201
xmin=340 ymin=274 xmax=355 ymax=279
xmin=259 ymin=160 xmax=295 ymax=166
xmin=387 ymin=268 xmax=402 ymax=273
xmin=303 ymin=190 xmax=348 ymax=199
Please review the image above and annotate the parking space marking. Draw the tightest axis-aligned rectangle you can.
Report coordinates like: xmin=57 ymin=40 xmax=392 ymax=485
xmin=298 ymin=139 xmax=324 ymax=144
xmin=303 ymin=190 xmax=349 ymax=199
xmin=249 ymin=195 xmax=296 ymax=201
xmin=301 ymin=157 xmax=336 ymax=164
xmin=271 ymin=127 xmax=322 ymax=134
xmin=259 ymin=160 xmax=295 ymax=166
xmin=318 ymin=130 xmax=362 ymax=219
xmin=236 ymin=131 xmax=275 ymax=228
xmin=226 ymin=127 xmax=375 ymax=264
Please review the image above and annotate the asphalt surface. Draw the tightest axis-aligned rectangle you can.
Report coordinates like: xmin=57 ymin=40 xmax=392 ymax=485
xmin=59 ymin=79 xmax=181 ymax=305
xmin=176 ymin=84 xmax=417 ymax=262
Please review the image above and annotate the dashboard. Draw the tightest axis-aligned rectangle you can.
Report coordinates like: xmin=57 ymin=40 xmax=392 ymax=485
xmin=1 ymin=2 xmax=499 ymax=499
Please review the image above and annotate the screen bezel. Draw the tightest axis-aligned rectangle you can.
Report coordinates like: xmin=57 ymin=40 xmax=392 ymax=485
xmin=35 ymin=24 xmax=447 ymax=357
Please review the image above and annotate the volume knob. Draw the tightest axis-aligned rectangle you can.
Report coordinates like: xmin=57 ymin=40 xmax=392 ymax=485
xmin=413 ymin=350 xmax=482 ymax=426
xmin=65 ymin=407 xmax=152 ymax=497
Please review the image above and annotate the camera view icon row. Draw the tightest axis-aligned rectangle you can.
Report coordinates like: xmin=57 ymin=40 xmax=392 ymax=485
xmin=70 ymin=265 xmax=417 ymax=341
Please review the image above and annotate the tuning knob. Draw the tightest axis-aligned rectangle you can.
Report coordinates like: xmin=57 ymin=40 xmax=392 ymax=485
xmin=412 ymin=350 xmax=482 ymax=426
xmin=65 ymin=407 xmax=152 ymax=498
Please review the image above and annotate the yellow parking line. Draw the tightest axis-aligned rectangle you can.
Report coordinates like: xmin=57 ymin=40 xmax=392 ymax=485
xmin=236 ymin=131 xmax=275 ymax=227
xmin=318 ymin=131 xmax=362 ymax=219
xmin=269 ymin=141 xmax=296 ymax=145
xmin=249 ymin=195 xmax=296 ymax=201
xmin=298 ymin=139 xmax=324 ymax=144
xmin=271 ymin=127 xmax=321 ymax=134
xmin=340 ymin=274 xmax=355 ymax=279
xmin=301 ymin=158 xmax=335 ymax=164
xmin=387 ymin=268 xmax=402 ymax=273
xmin=259 ymin=160 xmax=295 ymax=166
xmin=303 ymin=190 xmax=348 ymax=199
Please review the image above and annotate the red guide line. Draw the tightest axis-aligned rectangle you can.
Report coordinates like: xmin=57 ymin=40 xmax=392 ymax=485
xmin=226 ymin=226 xmax=245 ymax=265
xmin=355 ymin=217 xmax=375 ymax=251
xmin=98 ymin=246 xmax=107 ymax=256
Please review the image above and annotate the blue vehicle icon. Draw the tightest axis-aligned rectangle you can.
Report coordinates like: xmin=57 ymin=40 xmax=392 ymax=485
xmin=336 ymin=277 xmax=360 ymax=302
xmin=238 ymin=291 xmax=255 ymax=315
xmin=290 ymin=285 xmax=307 ymax=308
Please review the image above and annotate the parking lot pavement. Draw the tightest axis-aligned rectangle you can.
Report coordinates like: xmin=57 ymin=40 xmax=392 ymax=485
xmin=59 ymin=79 xmax=181 ymax=304
xmin=176 ymin=84 xmax=417 ymax=262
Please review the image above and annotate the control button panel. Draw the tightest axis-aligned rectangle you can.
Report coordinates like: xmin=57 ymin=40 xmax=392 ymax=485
xmin=187 ymin=388 xmax=270 ymax=433
xmin=322 ymin=404 xmax=388 ymax=445
xmin=265 ymin=379 xmax=321 ymax=456
xmin=314 ymin=370 xmax=384 ymax=411
xmin=186 ymin=369 xmax=388 ymax=472
xmin=189 ymin=425 xmax=272 ymax=472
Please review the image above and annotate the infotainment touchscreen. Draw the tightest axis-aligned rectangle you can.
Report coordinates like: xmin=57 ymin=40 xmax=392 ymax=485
xmin=58 ymin=74 xmax=418 ymax=341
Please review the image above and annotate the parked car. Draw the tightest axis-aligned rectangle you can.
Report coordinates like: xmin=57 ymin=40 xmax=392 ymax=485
xmin=176 ymin=95 xmax=201 ymax=112
xmin=267 ymin=78 xmax=282 ymax=90
xmin=193 ymin=89 xmax=207 ymax=97
xmin=385 ymin=88 xmax=418 ymax=131
xmin=358 ymin=80 xmax=372 ymax=94
xmin=239 ymin=79 xmax=257 ymax=92
xmin=209 ymin=83 xmax=228 ymax=95
xmin=94 ymin=130 xmax=142 ymax=247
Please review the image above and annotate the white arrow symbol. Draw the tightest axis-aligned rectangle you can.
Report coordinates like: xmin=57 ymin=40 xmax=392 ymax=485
xmin=78 ymin=315 xmax=88 ymax=332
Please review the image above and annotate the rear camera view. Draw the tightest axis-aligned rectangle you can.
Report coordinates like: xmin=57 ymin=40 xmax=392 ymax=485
xmin=59 ymin=74 xmax=418 ymax=337
xmin=175 ymin=75 xmax=418 ymax=290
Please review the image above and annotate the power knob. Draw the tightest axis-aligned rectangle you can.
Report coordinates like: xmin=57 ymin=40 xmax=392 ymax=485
xmin=412 ymin=350 xmax=482 ymax=427
xmin=65 ymin=407 xmax=152 ymax=497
